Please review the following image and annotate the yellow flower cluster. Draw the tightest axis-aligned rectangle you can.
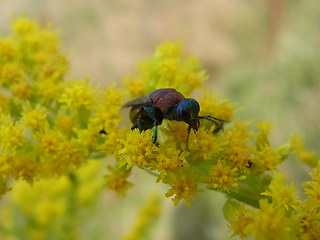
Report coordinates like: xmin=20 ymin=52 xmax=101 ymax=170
xmin=124 ymin=41 xmax=208 ymax=97
xmin=229 ymin=165 xmax=320 ymax=240
xmin=1 ymin=160 xmax=104 ymax=240
xmin=1 ymin=17 xmax=319 ymax=240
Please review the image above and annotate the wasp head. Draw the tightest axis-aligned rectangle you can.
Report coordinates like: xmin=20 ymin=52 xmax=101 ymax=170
xmin=176 ymin=98 xmax=200 ymax=131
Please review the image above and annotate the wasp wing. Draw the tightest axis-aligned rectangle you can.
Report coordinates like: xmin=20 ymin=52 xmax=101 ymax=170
xmin=122 ymin=94 xmax=153 ymax=108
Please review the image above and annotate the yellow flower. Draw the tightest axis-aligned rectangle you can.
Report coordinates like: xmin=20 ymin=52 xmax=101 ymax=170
xmin=117 ymin=129 xmax=157 ymax=169
xmin=74 ymin=124 xmax=100 ymax=151
xmin=155 ymin=41 xmax=182 ymax=58
xmin=251 ymin=145 xmax=280 ymax=172
xmin=290 ymin=134 xmax=318 ymax=167
xmin=157 ymin=58 xmax=179 ymax=80
xmin=189 ymin=127 xmax=218 ymax=160
xmin=295 ymin=199 xmax=320 ymax=240
xmin=104 ymin=166 xmax=133 ymax=196
xmin=10 ymin=152 xmax=39 ymax=184
xmin=101 ymin=127 xmax=128 ymax=155
xmin=35 ymin=52 xmax=69 ymax=81
xmin=104 ymin=85 xmax=125 ymax=106
xmin=33 ymin=128 xmax=65 ymax=155
xmin=207 ymin=161 xmax=238 ymax=191
xmin=151 ymin=140 xmax=188 ymax=182
xmin=222 ymin=123 xmax=251 ymax=170
xmin=55 ymin=113 xmax=77 ymax=137
xmin=165 ymin=171 xmax=203 ymax=207
xmin=262 ymin=181 xmax=300 ymax=210
xmin=21 ymin=103 xmax=48 ymax=130
xmin=34 ymin=128 xmax=85 ymax=175
xmin=198 ymin=91 xmax=234 ymax=121
xmin=305 ymin=164 xmax=320 ymax=203
xmin=0 ymin=62 xmax=27 ymax=85
xmin=163 ymin=121 xmax=189 ymax=149
xmin=0 ymin=151 xmax=15 ymax=179
xmin=11 ymin=17 xmax=39 ymax=36
xmin=255 ymin=121 xmax=273 ymax=150
xmin=0 ymin=93 xmax=10 ymax=113
xmin=124 ymin=77 xmax=146 ymax=98
xmin=0 ymin=38 xmax=19 ymax=62
xmin=59 ymin=79 xmax=95 ymax=110
xmin=229 ymin=205 xmax=253 ymax=239
xmin=90 ymin=86 xmax=124 ymax=131
xmin=125 ymin=41 xmax=207 ymax=96
xmin=10 ymin=80 xmax=33 ymax=100
xmin=58 ymin=140 xmax=84 ymax=166
xmin=91 ymin=106 xmax=121 ymax=132
xmin=246 ymin=199 xmax=290 ymax=240
xmin=0 ymin=115 xmax=26 ymax=152
xmin=7 ymin=159 xmax=103 ymax=238
xmin=35 ymin=78 xmax=62 ymax=102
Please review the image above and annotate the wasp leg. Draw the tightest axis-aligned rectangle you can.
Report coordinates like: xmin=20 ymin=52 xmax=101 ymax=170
xmin=186 ymin=125 xmax=192 ymax=152
xmin=152 ymin=124 xmax=159 ymax=147
xmin=143 ymin=104 xmax=164 ymax=147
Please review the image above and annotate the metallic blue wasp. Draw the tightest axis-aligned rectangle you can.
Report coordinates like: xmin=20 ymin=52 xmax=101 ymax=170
xmin=122 ymin=88 xmax=227 ymax=149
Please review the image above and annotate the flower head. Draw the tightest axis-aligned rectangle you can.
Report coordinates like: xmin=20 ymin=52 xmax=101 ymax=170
xmin=59 ymin=79 xmax=95 ymax=110
xmin=246 ymin=199 xmax=290 ymax=240
xmin=117 ymin=129 xmax=158 ymax=169
xmin=104 ymin=166 xmax=133 ymax=196
xmin=207 ymin=161 xmax=238 ymax=191
xmin=262 ymin=180 xmax=300 ymax=210
xmin=21 ymin=103 xmax=48 ymax=131
xmin=0 ymin=115 xmax=26 ymax=152
xmin=151 ymin=140 xmax=188 ymax=182
xmin=229 ymin=205 xmax=254 ymax=239
xmin=165 ymin=171 xmax=203 ymax=207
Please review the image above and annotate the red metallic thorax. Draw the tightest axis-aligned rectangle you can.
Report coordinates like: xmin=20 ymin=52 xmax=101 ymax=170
xmin=150 ymin=88 xmax=185 ymax=113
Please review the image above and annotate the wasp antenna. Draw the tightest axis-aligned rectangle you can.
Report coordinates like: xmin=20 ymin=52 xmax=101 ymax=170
xmin=199 ymin=115 xmax=229 ymax=122
xmin=186 ymin=125 xmax=192 ymax=152
xmin=198 ymin=115 xmax=225 ymax=133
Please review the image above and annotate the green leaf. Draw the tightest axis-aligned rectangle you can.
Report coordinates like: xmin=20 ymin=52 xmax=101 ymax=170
xmin=223 ymin=199 xmax=241 ymax=222
xmin=227 ymin=173 xmax=272 ymax=208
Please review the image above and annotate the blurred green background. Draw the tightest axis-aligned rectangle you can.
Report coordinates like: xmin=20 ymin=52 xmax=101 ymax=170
xmin=0 ymin=0 xmax=319 ymax=239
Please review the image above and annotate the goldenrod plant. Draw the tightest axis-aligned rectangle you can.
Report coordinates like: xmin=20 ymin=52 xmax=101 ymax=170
xmin=0 ymin=17 xmax=319 ymax=239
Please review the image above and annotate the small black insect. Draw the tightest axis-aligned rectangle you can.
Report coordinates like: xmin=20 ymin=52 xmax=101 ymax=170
xmin=122 ymin=88 xmax=228 ymax=149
